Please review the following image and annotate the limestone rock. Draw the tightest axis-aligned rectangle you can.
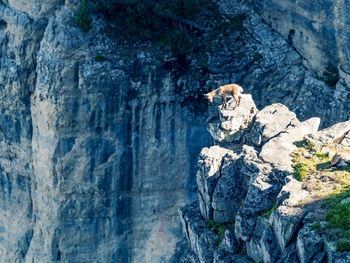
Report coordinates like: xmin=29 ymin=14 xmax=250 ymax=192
xmin=212 ymin=150 xmax=249 ymax=223
xmin=272 ymin=206 xmax=306 ymax=254
xmin=179 ymin=203 xmax=207 ymax=255
xmin=218 ymin=230 xmax=239 ymax=254
xmin=196 ymin=146 xmax=237 ymax=221
xmin=250 ymin=103 xmax=299 ymax=147
xmin=261 ymin=226 xmax=281 ymax=263
xmin=307 ymin=120 xmax=350 ymax=151
xmin=197 ymin=231 xmax=218 ymax=263
xmin=277 ymin=178 xmax=310 ymax=207
xmin=249 ymin=0 xmax=350 ymax=77
xmin=235 ymin=160 xmax=282 ymax=241
xmin=260 ymin=117 xmax=320 ymax=174
xmin=296 ymin=225 xmax=324 ymax=263
xmin=207 ymin=94 xmax=258 ymax=143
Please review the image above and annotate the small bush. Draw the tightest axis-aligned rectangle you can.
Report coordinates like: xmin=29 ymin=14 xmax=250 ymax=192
xmin=325 ymin=203 xmax=350 ymax=230
xmin=293 ymin=162 xmax=308 ymax=181
xmin=311 ymin=222 xmax=321 ymax=230
xmin=323 ymin=62 xmax=339 ymax=88
xmin=77 ymin=0 xmax=92 ymax=32
xmin=337 ymin=239 xmax=350 ymax=252
xmin=295 ymin=138 xmax=316 ymax=151
xmin=315 ymin=152 xmax=329 ymax=160
xmin=95 ymin=53 xmax=105 ymax=62
xmin=261 ymin=201 xmax=277 ymax=218
xmin=253 ymin=52 xmax=263 ymax=62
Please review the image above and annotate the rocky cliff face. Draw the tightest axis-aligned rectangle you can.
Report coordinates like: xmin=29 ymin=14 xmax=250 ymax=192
xmin=0 ymin=1 xmax=212 ymax=262
xmin=247 ymin=0 xmax=350 ymax=79
xmin=0 ymin=0 xmax=349 ymax=262
xmin=177 ymin=94 xmax=350 ymax=263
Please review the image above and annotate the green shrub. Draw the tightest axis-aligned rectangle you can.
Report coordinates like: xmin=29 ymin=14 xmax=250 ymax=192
xmin=77 ymin=0 xmax=92 ymax=32
xmin=337 ymin=239 xmax=350 ymax=252
xmin=95 ymin=53 xmax=105 ymax=62
xmin=315 ymin=152 xmax=329 ymax=160
xmin=295 ymin=138 xmax=316 ymax=151
xmin=261 ymin=201 xmax=277 ymax=218
xmin=325 ymin=203 xmax=350 ymax=230
xmin=323 ymin=62 xmax=339 ymax=87
xmin=293 ymin=162 xmax=308 ymax=181
xmin=253 ymin=52 xmax=263 ymax=62
xmin=84 ymin=0 xmax=246 ymax=60
xmin=310 ymin=222 xmax=321 ymax=230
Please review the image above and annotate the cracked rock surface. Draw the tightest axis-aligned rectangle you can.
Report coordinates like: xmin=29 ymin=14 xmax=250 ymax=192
xmin=176 ymin=93 xmax=350 ymax=263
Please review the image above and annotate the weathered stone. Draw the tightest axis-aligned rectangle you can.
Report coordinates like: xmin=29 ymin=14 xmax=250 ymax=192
xmin=247 ymin=236 xmax=263 ymax=262
xmin=197 ymin=230 xmax=218 ymax=263
xmin=261 ymin=225 xmax=281 ymax=263
xmin=207 ymin=94 xmax=258 ymax=143
xmin=296 ymin=225 xmax=323 ymax=263
xmin=307 ymin=120 xmax=350 ymax=151
xmin=218 ymin=230 xmax=239 ymax=254
xmin=214 ymin=252 xmax=252 ymax=263
xmin=272 ymin=206 xmax=306 ymax=254
xmin=260 ymin=117 xmax=320 ymax=174
xmin=235 ymin=162 xmax=282 ymax=241
xmin=248 ymin=0 xmax=350 ymax=78
xmin=179 ymin=203 xmax=207 ymax=255
xmin=250 ymin=103 xmax=299 ymax=147
xmin=212 ymin=152 xmax=247 ymax=223
xmin=246 ymin=217 xmax=269 ymax=262
xmin=197 ymin=146 xmax=236 ymax=221
xmin=325 ymin=241 xmax=350 ymax=263
xmin=277 ymin=178 xmax=310 ymax=207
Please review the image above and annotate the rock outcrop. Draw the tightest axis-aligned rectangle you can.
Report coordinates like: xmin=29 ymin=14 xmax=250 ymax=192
xmin=177 ymin=94 xmax=350 ymax=263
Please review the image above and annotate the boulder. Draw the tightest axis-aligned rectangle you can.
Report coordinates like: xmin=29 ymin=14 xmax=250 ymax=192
xmin=207 ymin=94 xmax=258 ymax=143
xmin=260 ymin=117 xmax=320 ymax=174
xmin=272 ymin=206 xmax=306 ymax=254
xmin=250 ymin=103 xmax=299 ymax=147
xmin=196 ymin=146 xmax=236 ymax=221
xmin=296 ymin=225 xmax=323 ymax=263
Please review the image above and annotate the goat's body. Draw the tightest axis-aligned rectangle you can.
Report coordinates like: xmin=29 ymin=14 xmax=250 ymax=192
xmin=331 ymin=148 xmax=350 ymax=167
xmin=205 ymin=84 xmax=243 ymax=109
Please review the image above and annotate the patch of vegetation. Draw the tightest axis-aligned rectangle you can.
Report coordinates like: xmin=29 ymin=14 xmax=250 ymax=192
xmin=292 ymin=162 xmax=308 ymax=181
xmin=337 ymin=239 xmax=350 ymax=252
xmin=253 ymin=52 xmax=263 ymax=62
xmin=326 ymin=202 xmax=350 ymax=229
xmin=322 ymin=193 xmax=350 ymax=252
xmin=291 ymin=141 xmax=350 ymax=252
xmin=261 ymin=201 xmax=277 ymax=218
xmin=77 ymin=0 xmax=247 ymax=62
xmin=206 ymin=219 xmax=227 ymax=246
xmin=315 ymin=152 xmax=329 ymax=160
xmin=310 ymin=222 xmax=322 ymax=230
xmin=95 ymin=52 xmax=105 ymax=62
xmin=323 ymin=62 xmax=339 ymax=88
xmin=294 ymin=137 xmax=316 ymax=151
xmin=77 ymin=0 xmax=92 ymax=32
